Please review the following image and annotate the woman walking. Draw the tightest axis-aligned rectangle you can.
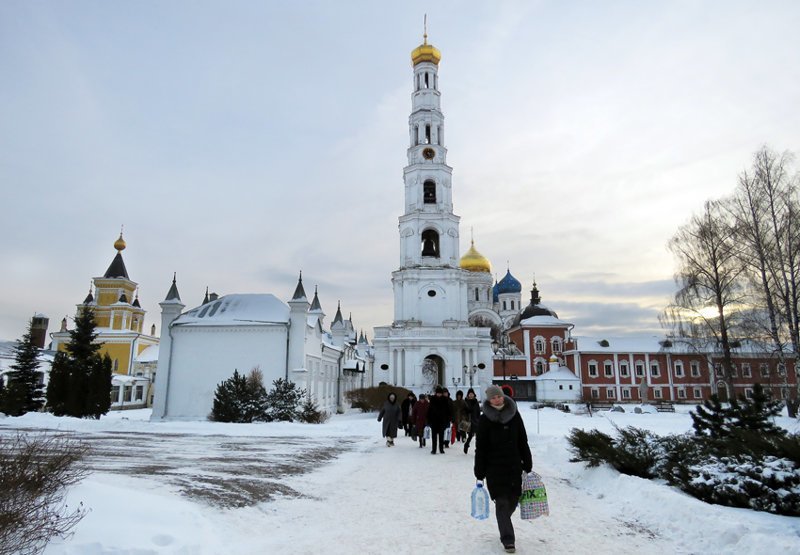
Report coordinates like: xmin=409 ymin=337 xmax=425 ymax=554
xmin=377 ymin=392 xmax=402 ymax=447
xmin=426 ymin=386 xmax=449 ymax=454
xmin=411 ymin=394 xmax=429 ymax=448
xmin=462 ymin=387 xmax=481 ymax=454
xmin=474 ymin=385 xmax=532 ymax=553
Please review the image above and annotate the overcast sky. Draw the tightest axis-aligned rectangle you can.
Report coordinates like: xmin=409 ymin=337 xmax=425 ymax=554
xmin=1 ymin=1 xmax=799 ymax=344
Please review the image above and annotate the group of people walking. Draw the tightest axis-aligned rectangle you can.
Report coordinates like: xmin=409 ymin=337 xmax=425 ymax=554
xmin=377 ymin=384 xmax=532 ymax=553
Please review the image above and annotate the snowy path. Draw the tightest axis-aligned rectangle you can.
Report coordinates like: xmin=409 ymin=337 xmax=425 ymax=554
xmin=258 ymin=433 xmax=676 ymax=555
xmin=3 ymin=407 xmax=796 ymax=554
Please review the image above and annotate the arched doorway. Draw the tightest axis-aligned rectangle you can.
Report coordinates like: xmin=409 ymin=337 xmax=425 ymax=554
xmin=422 ymin=355 xmax=445 ymax=389
xmin=716 ymin=381 xmax=730 ymax=402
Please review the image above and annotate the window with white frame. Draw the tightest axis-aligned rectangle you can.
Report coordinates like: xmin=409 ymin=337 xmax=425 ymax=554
xmin=778 ymin=363 xmax=786 ymax=376
xmin=622 ymin=388 xmax=631 ymax=399
xmin=653 ymin=388 xmax=663 ymax=399
xmin=588 ymin=361 xmax=598 ymax=377
xmin=677 ymin=387 xmax=686 ymax=399
xmin=552 ymin=337 xmax=562 ymax=354
xmin=591 ymin=388 xmax=599 ymax=399
xmin=693 ymin=387 xmax=702 ymax=399
xmin=715 ymin=363 xmax=724 ymax=377
xmin=534 ymin=337 xmax=545 ymax=354
xmin=690 ymin=360 xmax=701 ymax=377
xmin=635 ymin=362 xmax=645 ymax=377
xmin=731 ymin=364 xmax=738 ymax=377
xmin=606 ymin=387 xmax=616 ymax=399
xmin=619 ymin=361 xmax=629 ymax=377
xmin=745 ymin=388 xmax=754 ymax=399
xmin=674 ymin=361 xmax=684 ymax=378
xmin=742 ymin=363 xmax=751 ymax=378
xmin=650 ymin=362 xmax=660 ymax=378
xmin=760 ymin=363 xmax=769 ymax=377
xmin=604 ymin=361 xmax=614 ymax=377
xmin=559 ymin=384 xmax=563 ymax=390
xmin=535 ymin=359 xmax=545 ymax=374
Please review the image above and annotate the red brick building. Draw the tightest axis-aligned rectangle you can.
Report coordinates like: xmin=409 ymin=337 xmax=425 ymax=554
xmin=492 ymin=283 xmax=798 ymax=403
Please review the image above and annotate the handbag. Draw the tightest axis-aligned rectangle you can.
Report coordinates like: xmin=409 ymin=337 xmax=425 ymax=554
xmin=520 ymin=471 xmax=549 ymax=520
xmin=458 ymin=420 xmax=471 ymax=433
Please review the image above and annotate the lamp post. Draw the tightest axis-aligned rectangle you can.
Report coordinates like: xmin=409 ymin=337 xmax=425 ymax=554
xmin=491 ymin=331 xmax=516 ymax=385
xmin=463 ymin=365 xmax=478 ymax=387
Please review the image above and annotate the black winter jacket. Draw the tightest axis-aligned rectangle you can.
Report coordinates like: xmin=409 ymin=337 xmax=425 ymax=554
xmin=474 ymin=396 xmax=532 ymax=500
xmin=426 ymin=394 xmax=451 ymax=431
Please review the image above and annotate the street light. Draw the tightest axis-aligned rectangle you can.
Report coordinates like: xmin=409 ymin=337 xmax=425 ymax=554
xmin=463 ymin=364 xmax=479 ymax=387
xmin=491 ymin=331 xmax=516 ymax=384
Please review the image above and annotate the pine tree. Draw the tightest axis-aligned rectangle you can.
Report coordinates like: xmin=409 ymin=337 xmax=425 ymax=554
xmin=211 ymin=369 xmax=249 ymax=422
xmin=730 ymin=383 xmax=785 ymax=437
xmin=45 ymin=309 xmax=112 ymax=419
xmin=0 ymin=374 xmax=6 ymax=413
xmin=691 ymin=395 xmax=731 ymax=440
xmin=2 ymin=320 xmax=45 ymax=416
xmin=46 ymin=352 xmax=71 ymax=416
xmin=265 ymin=378 xmax=303 ymax=422
xmin=243 ymin=367 xmax=268 ymax=422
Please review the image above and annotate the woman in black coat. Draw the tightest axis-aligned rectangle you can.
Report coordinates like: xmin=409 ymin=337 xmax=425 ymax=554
xmin=474 ymin=385 xmax=532 ymax=553
xmin=462 ymin=387 xmax=481 ymax=454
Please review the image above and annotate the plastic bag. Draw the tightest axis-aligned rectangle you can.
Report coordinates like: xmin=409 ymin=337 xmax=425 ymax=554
xmin=520 ymin=471 xmax=549 ymax=519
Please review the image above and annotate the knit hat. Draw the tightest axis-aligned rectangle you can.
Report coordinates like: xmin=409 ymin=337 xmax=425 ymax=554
xmin=485 ymin=385 xmax=504 ymax=399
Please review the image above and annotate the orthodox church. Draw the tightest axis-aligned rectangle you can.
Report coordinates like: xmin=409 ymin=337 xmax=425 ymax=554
xmin=50 ymin=234 xmax=160 ymax=408
xmin=151 ymin=274 xmax=373 ymax=420
xmin=372 ymin=33 xmax=525 ymax=393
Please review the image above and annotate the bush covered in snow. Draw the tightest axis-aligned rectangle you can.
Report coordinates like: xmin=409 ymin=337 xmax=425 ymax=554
xmin=568 ymin=385 xmax=800 ymax=516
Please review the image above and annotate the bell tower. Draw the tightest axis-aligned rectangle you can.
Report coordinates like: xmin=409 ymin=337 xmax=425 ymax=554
xmin=373 ymin=27 xmax=494 ymax=393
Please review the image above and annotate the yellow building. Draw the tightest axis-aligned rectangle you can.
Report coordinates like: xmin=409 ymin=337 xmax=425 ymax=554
xmin=51 ymin=233 xmax=159 ymax=407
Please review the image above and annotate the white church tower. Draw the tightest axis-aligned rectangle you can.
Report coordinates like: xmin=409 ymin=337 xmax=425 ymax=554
xmin=373 ymin=30 xmax=494 ymax=393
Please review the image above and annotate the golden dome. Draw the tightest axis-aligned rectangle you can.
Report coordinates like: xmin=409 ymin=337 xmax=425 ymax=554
xmin=411 ymin=36 xmax=441 ymax=66
xmin=459 ymin=241 xmax=491 ymax=273
xmin=114 ymin=232 xmax=126 ymax=252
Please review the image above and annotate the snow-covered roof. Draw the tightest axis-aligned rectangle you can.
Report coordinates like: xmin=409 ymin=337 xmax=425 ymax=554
xmin=534 ymin=366 xmax=580 ymax=381
xmin=136 ymin=344 xmax=159 ymax=362
xmin=518 ymin=315 xmax=571 ymax=327
xmin=174 ymin=294 xmax=290 ymax=327
xmin=111 ymin=374 xmax=149 ymax=385
xmin=568 ymin=336 xmax=666 ymax=353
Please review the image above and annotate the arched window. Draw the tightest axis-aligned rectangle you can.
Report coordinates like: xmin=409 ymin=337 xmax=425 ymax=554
xmin=535 ymin=359 xmax=545 ymax=374
xmin=420 ymin=229 xmax=440 ymax=258
xmin=474 ymin=288 xmax=479 ymax=301
xmin=423 ymin=180 xmax=436 ymax=204
xmin=551 ymin=337 xmax=562 ymax=354
xmin=534 ymin=337 xmax=545 ymax=354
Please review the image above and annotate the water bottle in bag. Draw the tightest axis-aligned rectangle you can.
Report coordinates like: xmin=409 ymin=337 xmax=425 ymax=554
xmin=471 ymin=482 xmax=490 ymax=520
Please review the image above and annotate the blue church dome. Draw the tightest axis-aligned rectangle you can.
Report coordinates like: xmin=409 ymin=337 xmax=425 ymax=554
xmin=495 ymin=270 xmax=522 ymax=295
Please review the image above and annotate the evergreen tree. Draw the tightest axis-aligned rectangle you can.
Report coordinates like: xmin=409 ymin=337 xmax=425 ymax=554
xmin=0 ymin=373 xmax=6 ymax=413
xmin=730 ymin=383 xmax=785 ymax=437
xmin=691 ymin=394 xmax=732 ymax=440
xmin=211 ymin=369 xmax=249 ymax=422
xmin=243 ymin=367 xmax=268 ymax=422
xmin=265 ymin=378 xmax=303 ymax=422
xmin=46 ymin=352 xmax=71 ymax=416
xmin=45 ymin=309 xmax=112 ymax=419
xmin=2 ymin=320 xmax=45 ymax=416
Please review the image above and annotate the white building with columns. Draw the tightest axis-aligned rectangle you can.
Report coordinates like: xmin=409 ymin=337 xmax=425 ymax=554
xmin=372 ymin=35 xmax=496 ymax=394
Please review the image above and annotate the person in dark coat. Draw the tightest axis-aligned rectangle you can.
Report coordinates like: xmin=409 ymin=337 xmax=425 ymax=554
xmin=377 ymin=392 xmax=402 ymax=447
xmin=411 ymin=394 xmax=429 ymax=448
xmin=442 ymin=388 xmax=454 ymax=448
xmin=462 ymin=387 xmax=481 ymax=454
xmin=426 ymin=386 xmax=450 ymax=454
xmin=400 ymin=392 xmax=416 ymax=436
xmin=453 ymin=390 xmax=467 ymax=442
xmin=474 ymin=384 xmax=532 ymax=553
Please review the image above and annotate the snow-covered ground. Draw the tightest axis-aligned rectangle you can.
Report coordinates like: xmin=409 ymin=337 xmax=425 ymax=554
xmin=1 ymin=405 xmax=799 ymax=555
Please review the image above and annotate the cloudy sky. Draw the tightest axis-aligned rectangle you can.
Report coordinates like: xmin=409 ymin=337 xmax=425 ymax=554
xmin=1 ymin=0 xmax=798 ymax=343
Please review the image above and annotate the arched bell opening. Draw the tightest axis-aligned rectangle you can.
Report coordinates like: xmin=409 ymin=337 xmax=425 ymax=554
xmin=421 ymin=229 xmax=440 ymax=258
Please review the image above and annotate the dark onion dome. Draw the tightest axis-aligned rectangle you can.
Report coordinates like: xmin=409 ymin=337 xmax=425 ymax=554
xmin=492 ymin=281 xmax=499 ymax=303
xmin=513 ymin=281 xmax=558 ymax=326
xmin=495 ymin=269 xmax=522 ymax=295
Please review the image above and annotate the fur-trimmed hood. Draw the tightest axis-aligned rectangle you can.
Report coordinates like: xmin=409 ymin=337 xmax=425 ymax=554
xmin=481 ymin=395 xmax=517 ymax=424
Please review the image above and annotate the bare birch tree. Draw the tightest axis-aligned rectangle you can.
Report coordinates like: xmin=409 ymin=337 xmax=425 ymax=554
xmin=664 ymin=199 xmax=747 ymax=390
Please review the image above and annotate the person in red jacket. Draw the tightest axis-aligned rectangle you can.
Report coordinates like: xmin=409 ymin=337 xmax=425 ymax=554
xmin=474 ymin=384 xmax=532 ymax=553
xmin=411 ymin=394 xmax=429 ymax=448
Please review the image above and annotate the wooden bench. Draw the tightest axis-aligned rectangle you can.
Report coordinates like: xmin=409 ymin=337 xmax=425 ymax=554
xmin=654 ymin=401 xmax=675 ymax=412
xmin=589 ymin=402 xmax=615 ymax=411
